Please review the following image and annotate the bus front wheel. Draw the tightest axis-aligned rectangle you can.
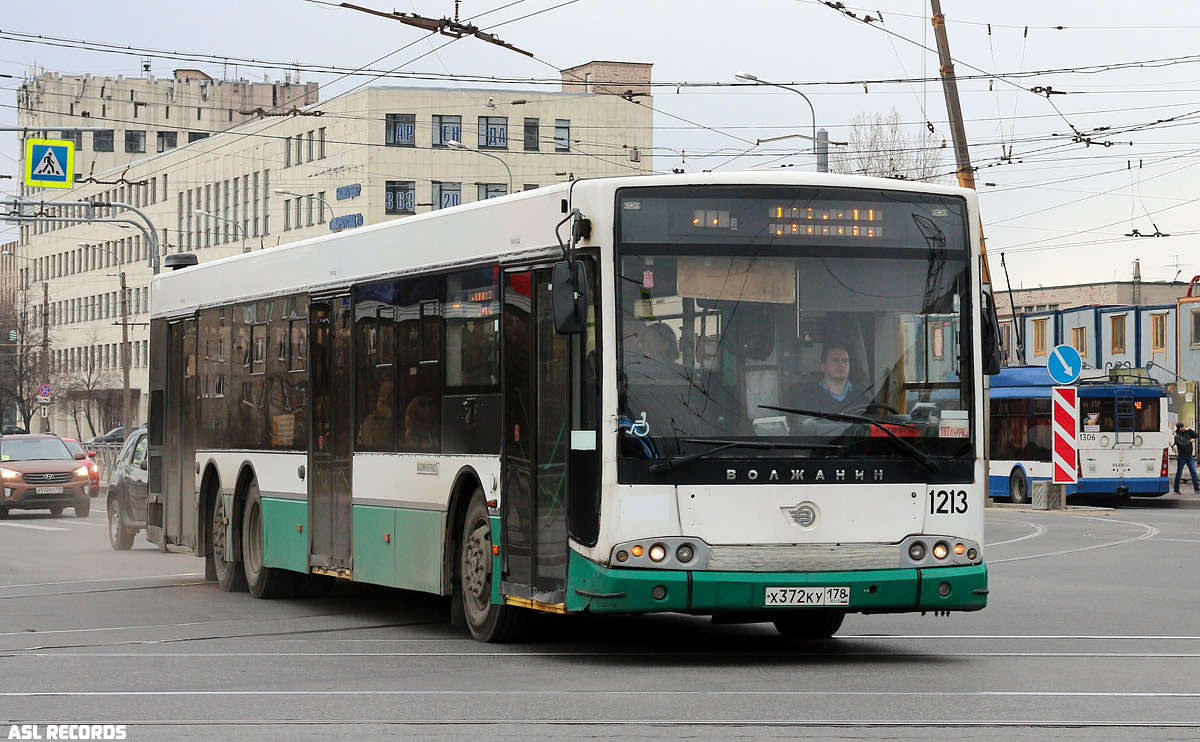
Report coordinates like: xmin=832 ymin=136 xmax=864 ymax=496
xmin=1009 ymin=469 xmax=1030 ymax=504
xmin=459 ymin=489 xmax=529 ymax=643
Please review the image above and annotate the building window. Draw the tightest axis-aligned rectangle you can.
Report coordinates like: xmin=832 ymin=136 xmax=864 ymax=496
xmin=1111 ymin=315 xmax=1126 ymax=354
xmin=1191 ymin=310 xmax=1200 ymax=347
xmin=554 ymin=119 xmax=570 ymax=151
xmin=156 ymin=131 xmax=177 ymax=153
xmin=318 ymin=127 xmax=326 ymax=158
xmin=317 ymin=191 xmax=327 ymax=223
xmin=433 ymin=182 xmax=461 ymax=210
xmin=1072 ymin=326 xmax=1087 ymax=357
xmin=1032 ymin=318 xmax=1047 ymax=357
xmin=284 ymin=137 xmax=291 ymax=167
xmin=284 ymin=199 xmax=291 ymax=230
xmin=385 ymin=114 xmax=416 ymax=146
xmin=1152 ymin=313 xmax=1167 ymax=354
xmin=478 ymin=116 xmax=508 ymax=148
xmin=306 ymin=131 xmax=315 ymax=162
xmin=188 ymin=132 xmax=209 ymax=143
xmin=477 ymin=183 xmax=507 ymax=201
xmin=432 ymin=115 xmax=461 ymax=147
xmin=59 ymin=131 xmax=83 ymax=149
xmin=125 ymin=130 xmax=146 ymax=153
xmin=385 ymin=181 xmax=416 ymax=215
xmin=523 ymin=118 xmax=539 ymax=151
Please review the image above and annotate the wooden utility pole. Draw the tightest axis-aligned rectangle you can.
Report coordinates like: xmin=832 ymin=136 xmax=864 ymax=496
xmin=930 ymin=0 xmax=991 ymax=283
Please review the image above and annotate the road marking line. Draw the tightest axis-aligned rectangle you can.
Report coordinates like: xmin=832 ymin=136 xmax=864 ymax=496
xmin=988 ymin=515 xmax=1159 ymax=564
xmin=14 ymin=650 xmax=1200 ymax=659
xmin=3 ymin=690 xmax=1200 ymax=698
xmin=985 ymin=520 xmax=1047 ymax=546
xmin=0 ymin=522 xmax=68 ymax=531
xmin=0 ymin=572 xmax=204 ymax=590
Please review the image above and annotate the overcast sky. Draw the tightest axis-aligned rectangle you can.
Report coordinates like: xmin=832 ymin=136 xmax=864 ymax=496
xmin=4 ymin=0 xmax=1200 ymax=290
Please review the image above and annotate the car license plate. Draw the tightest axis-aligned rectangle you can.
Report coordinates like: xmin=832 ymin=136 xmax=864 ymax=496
xmin=35 ymin=486 xmax=64 ymax=494
xmin=765 ymin=586 xmax=851 ymax=607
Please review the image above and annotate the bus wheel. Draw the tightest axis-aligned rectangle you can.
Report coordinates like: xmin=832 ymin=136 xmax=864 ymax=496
xmin=1009 ymin=469 xmax=1030 ymax=504
xmin=773 ymin=610 xmax=845 ymax=639
xmin=459 ymin=490 xmax=529 ymax=643
xmin=242 ymin=481 xmax=298 ymax=599
xmin=211 ymin=493 xmax=247 ymax=592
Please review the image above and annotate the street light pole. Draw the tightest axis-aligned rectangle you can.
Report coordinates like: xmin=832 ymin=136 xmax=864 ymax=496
xmin=446 ymin=140 xmax=514 ymax=194
xmin=194 ymin=209 xmax=247 ymax=253
xmin=80 ymin=242 xmax=130 ymax=441
xmin=274 ymin=189 xmax=336 ymax=227
xmin=734 ymin=72 xmax=824 ymax=172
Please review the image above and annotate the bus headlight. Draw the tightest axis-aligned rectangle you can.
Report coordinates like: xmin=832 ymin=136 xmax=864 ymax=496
xmin=908 ymin=541 xmax=927 ymax=561
xmin=676 ymin=544 xmax=695 ymax=563
xmin=932 ymin=542 xmax=950 ymax=560
xmin=648 ymin=544 xmax=667 ymax=562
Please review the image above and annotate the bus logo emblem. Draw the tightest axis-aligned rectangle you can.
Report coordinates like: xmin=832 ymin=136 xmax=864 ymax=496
xmin=782 ymin=502 xmax=818 ymax=528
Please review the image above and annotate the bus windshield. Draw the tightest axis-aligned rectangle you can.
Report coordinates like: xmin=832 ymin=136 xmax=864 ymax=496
xmin=615 ymin=185 xmax=974 ymax=464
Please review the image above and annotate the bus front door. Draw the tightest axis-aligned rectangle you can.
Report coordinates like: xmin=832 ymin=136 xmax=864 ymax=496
xmin=502 ymin=269 xmax=571 ymax=603
xmin=308 ymin=297 xmax=354 ymax=575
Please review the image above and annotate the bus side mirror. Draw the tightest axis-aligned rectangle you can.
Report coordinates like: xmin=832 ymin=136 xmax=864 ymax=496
xmin=980 ymin=288 xmax=1003 ymax=375
xmin=551 ymin=260 xmax=587 ymax=335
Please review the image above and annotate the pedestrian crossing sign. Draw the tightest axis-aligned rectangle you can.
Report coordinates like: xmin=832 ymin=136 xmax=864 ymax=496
xmin=24 ymin=138 xmax=75 ymax=189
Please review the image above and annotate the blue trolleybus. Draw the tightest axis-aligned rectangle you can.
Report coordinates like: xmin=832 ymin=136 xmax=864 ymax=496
xmin=988 ymin=366 xmax=1170 ymax=502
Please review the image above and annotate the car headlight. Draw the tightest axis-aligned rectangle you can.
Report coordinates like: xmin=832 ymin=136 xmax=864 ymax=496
xmin=74 ymin=466 xmax=89 ymax=478
xmin=0 ymin=468 xmax=20 ymax=480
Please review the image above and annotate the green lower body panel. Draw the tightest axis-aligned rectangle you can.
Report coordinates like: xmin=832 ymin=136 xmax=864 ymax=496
xmin=261 ymin=498 xmax=309 ymax=574
xmin=563 ymin=549 xmax=987 ymax=615
xmin=350 ymin=504 xmax=446 ymax=592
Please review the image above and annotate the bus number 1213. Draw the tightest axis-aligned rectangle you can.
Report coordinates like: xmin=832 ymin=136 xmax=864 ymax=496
xmin=929 ymin=489 xmax=968 ymax=514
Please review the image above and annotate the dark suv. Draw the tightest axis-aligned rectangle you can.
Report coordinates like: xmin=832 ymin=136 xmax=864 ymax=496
xmin=106 ymin=427 xmax=148 ymax=549
xmin=0 ymin=435 xmax=93 ymax=518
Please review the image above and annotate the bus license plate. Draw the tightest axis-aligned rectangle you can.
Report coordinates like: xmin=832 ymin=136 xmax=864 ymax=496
xmin=35 ymin=486 xmax=64 ymax=494
xmin=765 ymin=586 xmax=851 ymax=607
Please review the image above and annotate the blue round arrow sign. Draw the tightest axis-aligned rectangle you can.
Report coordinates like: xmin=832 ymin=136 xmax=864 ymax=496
xmin=1047 ymin=344 xmax=1083 ymax=385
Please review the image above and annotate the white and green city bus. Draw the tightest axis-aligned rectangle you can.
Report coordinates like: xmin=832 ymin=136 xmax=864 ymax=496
xmin=144 ymin=171 xmax=1000 ymax=641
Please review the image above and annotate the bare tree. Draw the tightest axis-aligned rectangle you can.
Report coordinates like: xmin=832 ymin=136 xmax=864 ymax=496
xmin=830 ymin=109 xmax=947 ymax=182
xmin=54 ymin=329 xmax=119 ymax=439
xmin=0 ymin=284 xmax=47 ymax=431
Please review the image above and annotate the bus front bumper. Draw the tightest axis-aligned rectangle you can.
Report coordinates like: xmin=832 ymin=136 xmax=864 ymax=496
xmin=563 ymin=549 xmax=988 ymax=615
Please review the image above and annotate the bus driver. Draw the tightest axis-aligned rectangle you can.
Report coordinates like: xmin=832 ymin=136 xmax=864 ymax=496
xmin=788 ymin=345 xmax=872 ymax=414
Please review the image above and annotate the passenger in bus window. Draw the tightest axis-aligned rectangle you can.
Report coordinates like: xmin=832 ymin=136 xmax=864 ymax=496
xmin=788 ymin=345 xmax=872 ymax=415
xmin=359 ymin=379 xmax=394 ymax=448
xmin=1172 ymin=421 xmax=1199 ymax=495
xmin=403 ymin=394 xmax=439 ymax=450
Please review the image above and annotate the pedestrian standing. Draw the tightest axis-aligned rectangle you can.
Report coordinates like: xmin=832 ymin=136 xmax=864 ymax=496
xmin=1172 ymin=421 xmax=1200 ymax=495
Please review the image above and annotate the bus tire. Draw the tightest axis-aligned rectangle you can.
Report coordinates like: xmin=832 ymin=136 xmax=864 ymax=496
xmin=212 ymin=491 xmax=247 ymax=592
xmin=459 ymin=489 xmax=529 ymax=643
xmin=1009 ymin=469 xmax=1030 ymax=504
xmin=773 ymin=610 xmax=845 ymax=639
xmin=242 ymin=481 xmax=298 ymax=599
xmin=108 ymin=498 xmax=135 ymax=550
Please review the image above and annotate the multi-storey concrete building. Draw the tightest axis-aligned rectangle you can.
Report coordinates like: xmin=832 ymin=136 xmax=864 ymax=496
xmin=8 ymin=61 xmax=654 ymax=438
xmin=16 ymin=67 xmax=318 ymax=186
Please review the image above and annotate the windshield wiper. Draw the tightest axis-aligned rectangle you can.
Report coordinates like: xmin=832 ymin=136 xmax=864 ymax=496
xmin=649 ymin=437 xmax=843 ymax=473
xmin=759 ymin=405 xmax=940 ymax=474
